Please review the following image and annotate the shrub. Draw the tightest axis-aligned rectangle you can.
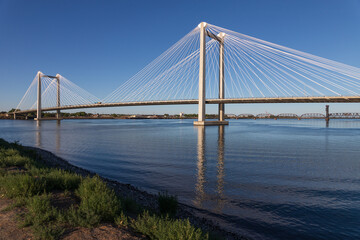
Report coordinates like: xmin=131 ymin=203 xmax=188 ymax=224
xmin=115 ymin=211 xmax=129 ymax=227
xmin=0 ymin=174 xmax=46 ymax=198
xmin=158 ymin=191 xmax=178 ymax=217
xmin=23 ymin=194 xmax=63 ymax=240
xmin=43 ymin=169 xmax=82 ymax=191
xmin=24 ymin=194 xmax=56 ymax=225
xmin=66 ymin=205 xmax=101 ymax=227
xmin=0 ymin=148 xmax=33 ymax=168
xmin=131 ymin=211 xmax=208 ymax=240
xmin=26 ymin=166 xmax=82 ymax=192
xmin=71 ymin=176 xmax=121 ymax=227
xmin=0 ymin=168 xmax=81 ymax=198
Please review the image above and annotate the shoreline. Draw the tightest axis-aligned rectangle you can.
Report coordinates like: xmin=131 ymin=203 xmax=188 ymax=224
xmin=28 ymin=146 xmax=246 ymax=240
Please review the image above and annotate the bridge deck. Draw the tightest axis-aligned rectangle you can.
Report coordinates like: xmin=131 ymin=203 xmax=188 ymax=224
xmin=13 ymin=96 xmax=360 ymax=114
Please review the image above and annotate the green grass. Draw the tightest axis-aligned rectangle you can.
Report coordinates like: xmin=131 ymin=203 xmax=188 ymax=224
xmin=0 ymin=138 xmax=210 ymax=240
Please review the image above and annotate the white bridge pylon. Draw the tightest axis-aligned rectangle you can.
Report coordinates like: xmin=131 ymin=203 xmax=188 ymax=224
xmin=14 ymin=22 xmax=360 ymax=123
xmin=194 ymin=22 xmax=228 ymax=126
xmin=15 ymin=72 xmax=100 ymax=120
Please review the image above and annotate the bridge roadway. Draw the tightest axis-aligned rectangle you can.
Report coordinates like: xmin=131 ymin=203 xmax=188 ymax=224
xmin=13 ymin=96 xmax=360 ymax=115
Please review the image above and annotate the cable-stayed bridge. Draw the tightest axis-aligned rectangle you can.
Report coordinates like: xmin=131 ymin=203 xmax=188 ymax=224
xmin=12 ymin=22 xmax=360 ymax=125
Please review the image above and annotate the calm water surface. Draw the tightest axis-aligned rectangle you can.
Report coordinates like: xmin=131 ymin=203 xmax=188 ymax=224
xmin=0 ymin=119 xmax=359 ymax=239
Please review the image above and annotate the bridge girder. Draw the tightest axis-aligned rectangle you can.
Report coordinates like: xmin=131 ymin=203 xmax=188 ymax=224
xmin=12 ymin=96 xmax=360 ymax=115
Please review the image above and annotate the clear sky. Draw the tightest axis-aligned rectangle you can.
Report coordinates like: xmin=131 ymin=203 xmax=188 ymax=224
xmin=1 ymin=0 xmax=360 ymax=115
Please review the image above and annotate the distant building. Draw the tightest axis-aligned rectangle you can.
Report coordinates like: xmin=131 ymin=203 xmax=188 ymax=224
xmin=179 ymin=112 xmax=184 ymax=118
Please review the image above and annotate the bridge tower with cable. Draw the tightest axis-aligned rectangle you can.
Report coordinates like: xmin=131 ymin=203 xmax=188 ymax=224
xmin=194 ymin=22 xmax=229 ymax=126
xmin=34 ymin=72 xmax=62 ymax=121
xmin=11 ymin=22 xmax=360 ymax=122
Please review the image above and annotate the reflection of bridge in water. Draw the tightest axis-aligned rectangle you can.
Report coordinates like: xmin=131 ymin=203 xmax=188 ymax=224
xmin=35 ymin=121 xmax=62 ymax=153
xmin=35 ymin=119 xmax=227 ymax=212
xmin=194 ymin=125 xmax=226 ymax=213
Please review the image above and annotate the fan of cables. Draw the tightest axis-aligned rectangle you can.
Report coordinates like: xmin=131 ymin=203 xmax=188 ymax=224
xmin=16 ymin=72 xmax=100 ymax=112
xmin=16 ymin=22 xmax=360 ymax=112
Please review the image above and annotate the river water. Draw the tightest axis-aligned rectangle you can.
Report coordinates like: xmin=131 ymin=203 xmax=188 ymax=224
xmin=0 ymin=119 xmax=359 ymax=239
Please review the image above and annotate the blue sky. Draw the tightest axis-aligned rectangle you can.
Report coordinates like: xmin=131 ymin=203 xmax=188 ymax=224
xmin=1 ymin=0 xmax=360 ymax=115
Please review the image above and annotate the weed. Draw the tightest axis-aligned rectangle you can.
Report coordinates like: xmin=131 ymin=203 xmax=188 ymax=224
xmin=0 ymin=148 xmax=33 ymax=168
xmin=70 ymin=176 xmax=121 ymax=227
xmin=115 ymin=211 xmax=129 ymax=227
xmin=66 ymin=205 xmax=101 ymax=227
xmin=43 ymin=169 xmax=82 ymax=191
xmin=23 ymin=194 xmax=64 ymax=240
xmin=0 ymin=174 xmax=46 ymax=198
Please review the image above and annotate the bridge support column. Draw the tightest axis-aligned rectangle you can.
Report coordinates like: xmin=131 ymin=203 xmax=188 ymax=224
xmin=194 ymin=23 xmax=228 ymax=126
xmin=13 ymin=113 xmax=16 ymax=120
xmin=35 ymin=71 xmax=42 ymax=121
xmin=56 ymin=74 xmax=61 ymax=120
xmin=194 ymin=22 xmax=207 ymax=126
xmin=325 ymin=105 xmax=329 ymax=122
xmin=218 ymin=32 xmax=228 ymax=125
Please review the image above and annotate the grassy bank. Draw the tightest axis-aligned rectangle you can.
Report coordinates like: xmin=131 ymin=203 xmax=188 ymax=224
xmin=0 ymin=138 xmax=210 ymax=240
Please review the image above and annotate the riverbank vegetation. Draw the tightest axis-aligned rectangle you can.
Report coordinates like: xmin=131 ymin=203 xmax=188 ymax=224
xmin=0 ymin=138 xmax=210 ymax=240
